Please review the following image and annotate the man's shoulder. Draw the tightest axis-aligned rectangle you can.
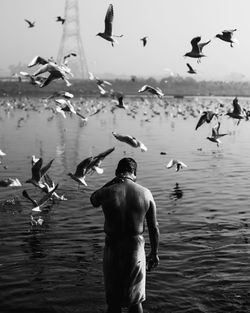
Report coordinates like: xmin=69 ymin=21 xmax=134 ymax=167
xmin=133 ymin=182 xmax=152 ymax=196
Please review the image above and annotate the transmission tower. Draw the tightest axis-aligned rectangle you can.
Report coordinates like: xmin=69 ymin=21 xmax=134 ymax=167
xmin=57 ymin=0 xmax=88 ymax=79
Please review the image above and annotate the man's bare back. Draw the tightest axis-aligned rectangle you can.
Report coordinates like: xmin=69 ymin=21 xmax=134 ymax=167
xmin=90 ymin=177 xmax=155 ymax=237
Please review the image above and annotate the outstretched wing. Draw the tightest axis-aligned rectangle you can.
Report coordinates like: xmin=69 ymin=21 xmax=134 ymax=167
xmin=198 ymin=40 xmax=211 ymax=52
xmin=104 ymin=4 xmax=114 ymax=36
xmin=190 ymin=36 xmax=201 ymax=53
xmin=28 ymin=56 xmax=48 ymax=67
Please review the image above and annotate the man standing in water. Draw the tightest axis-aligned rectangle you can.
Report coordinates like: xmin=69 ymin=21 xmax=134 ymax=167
xmin=90 ymin=157 xmax=160 ymax=313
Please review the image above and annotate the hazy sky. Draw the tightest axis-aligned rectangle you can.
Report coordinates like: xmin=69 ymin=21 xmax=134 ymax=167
xmin=1 ymin=0 xmax=249 ymax=80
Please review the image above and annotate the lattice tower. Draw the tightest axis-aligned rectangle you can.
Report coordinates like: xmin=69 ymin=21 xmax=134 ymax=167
xmin=57 ymin=0 xmax=88 ymax=79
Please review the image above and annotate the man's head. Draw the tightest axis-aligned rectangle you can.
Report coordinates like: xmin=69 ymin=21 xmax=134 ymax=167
xmin=115 ymin=157 xmax=137 ymax=178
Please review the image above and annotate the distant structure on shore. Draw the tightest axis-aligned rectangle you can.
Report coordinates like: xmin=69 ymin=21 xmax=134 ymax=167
xmin=57 ymin=0 xmax=88 ymax=79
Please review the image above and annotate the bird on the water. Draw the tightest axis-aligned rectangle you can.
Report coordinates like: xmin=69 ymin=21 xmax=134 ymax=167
xmin=166 ymin=159 xmax=188 ymax=172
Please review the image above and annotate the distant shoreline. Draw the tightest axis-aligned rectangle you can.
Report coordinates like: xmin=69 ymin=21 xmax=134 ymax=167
xmin=1 ymin=78 xmax=250 ymax=98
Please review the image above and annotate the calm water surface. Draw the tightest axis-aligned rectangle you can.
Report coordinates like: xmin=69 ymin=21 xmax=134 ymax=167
xmin=1 ymin=96 xmax=250 ymax=313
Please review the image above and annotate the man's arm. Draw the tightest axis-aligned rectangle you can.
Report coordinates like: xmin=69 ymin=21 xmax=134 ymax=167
xmin=90 ymin=178 xmax=116 ymax=207
xmin=90 ymin=189 xmax=101 ymax=207
xmin=145 ymin=193 xmax=160 ymax=271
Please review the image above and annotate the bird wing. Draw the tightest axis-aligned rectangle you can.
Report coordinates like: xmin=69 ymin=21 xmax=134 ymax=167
xmin=25 ymin=19 xmax=33 ymax=27
xmin=40 ymin=159 xmax=54 ymax=178
xmin=166 ymin=159 xmax=175 ymax=168
xmin=212 ymin=122 xmax=220 ymax=137
xmin=104 ymin=4 xmax=113 ymax=36
xmin=138 ymin=85 xmax=148 ymax=93
xmin=93 ymin=147 xmax=115 ymax=162
xmin=31 ymin=158 xmax=43 ymax=181
xmin=22 ymin=190 xmax=37 ymax=206
xmin=43 ymin=173 xmax=54 ymax=188
xmin=198 ymin=40 xmax=211 ymax=52
xmin=75 ymin=157 xmax=94 ymax=176
xmin=186 ymin=63 xmax=194 ymax=72
xmin=190 ymin=36 xmax=201 ymax=53
xmin=40 ymin=72 xmax=62 ymax=88
xmin=37 ymin=184 xmax=59 ymax=207
xmin=97 ymin=85 xmax=106 ymax=95
xmin=232 ymin=97 xmax=242 ymax=114
xmin=195 ymin=112 xmax=207 ymax=130
xmin=28 ymin=56 xmax=48 ymax=67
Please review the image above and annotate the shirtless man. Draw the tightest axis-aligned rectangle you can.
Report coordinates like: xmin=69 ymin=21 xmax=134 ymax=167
xmin=90 ymin=157 xmax=159 ymax=313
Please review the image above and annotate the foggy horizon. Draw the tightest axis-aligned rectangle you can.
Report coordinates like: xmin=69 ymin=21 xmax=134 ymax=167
xmin=1 ymin=0 xmax=249 ymax=81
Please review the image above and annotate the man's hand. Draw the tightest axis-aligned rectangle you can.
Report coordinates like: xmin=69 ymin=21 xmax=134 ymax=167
xmin=146 ymin=252 xmax=159 ymax=271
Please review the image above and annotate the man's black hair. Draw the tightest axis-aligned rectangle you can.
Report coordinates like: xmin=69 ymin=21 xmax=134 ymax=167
xmin=115 ymin=158 xmax=137 ymax=176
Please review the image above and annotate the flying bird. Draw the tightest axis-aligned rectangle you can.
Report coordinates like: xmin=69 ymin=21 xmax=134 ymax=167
xmin=112 ymin=132 xmax=147 ymax=152
xmin=215 ymin=29 xmax=238 ymax=47
xmin=22 ymin=184 xmax=58 ymax=212
xmin=206 ymin=122 xmax=227 ymax=147
xmin=195 ymin=110 xmax=219 ymax=130
xmin=96 ymin=4 xmax=123 ymax=47
xmin=166 ymin=159 xmax=188 ymax=172
xmin=186 ymin=63 xmax=197 ymax=74
xmin=68 ymin=157 xmax=94 ymax=187
xmin=25 ymin=19 xmax=35 ymax=28
xmin=26 ymin=157 xmax=54 ymax=188
xmin=56 ymin=16 xmax=65 ymax=24
xmin=28 ymin=55 xmax=72 ymax=87
xmin=138 ymin=85 xmax=164 ymax=98
xmin=20 ymin=71 xmax=47 ymax=87
xmin=88 ymin=72 xmax=112 ymax=87
xmin=140 ymin=36 xmax=148 ymax=47
xmin=184 ymin=36 xmax=211 ymax=63
xmin=87 ymin=147 xmax=115 ymax=175
xmin=226 ymin=97 xmax=246 ymax=125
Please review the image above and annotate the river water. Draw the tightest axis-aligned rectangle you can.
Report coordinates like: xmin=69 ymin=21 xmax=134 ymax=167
xmin=0 ymin=95 xmax=250 ymax=313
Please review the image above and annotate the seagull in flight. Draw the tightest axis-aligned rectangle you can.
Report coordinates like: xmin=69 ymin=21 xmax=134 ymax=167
xmin=226 ymin=96 xmax=246 ymax=125
xmin=112 ymin=132 xmax=147 ymax=152
xmin=140 ymin=36 xmax=148 ymax=47
xmin=215 ymin=29 xmax=238 ymax=47
xmin=166 ymin=159 xmax=188 ymax=172
xmin=68 ymin=156 xmax=94 ymax=187
xmin=26 ymin=157 xmax=54 ymax=188
xmin=22 ymin=184 xmax=58 ymax=212
xmin=25 ymin=19 xmax=35 ymax=28
xmin=195 ymin=110 xmax=219 ymax=130
xmin=56 ymin=16 xmax=65 ymax=24
xmin=88 ymin=72 xmax=112 ymax=87
xmin=206 ymin=122 xmax=228 ymax=147
xmin=138 ymin=85 xmax=164 ymax=98
xmin=184 ymin=36 xmax=211 ymax=63
xmin=28 ymin=55 xmax=72 ymax=87
xmin=87 ymin=147 xmax=115 ymax=175
xmin=96 ymin=4 xmax=123 ymax=47
xmin=186 ymin=63 xmax=196 ymax=74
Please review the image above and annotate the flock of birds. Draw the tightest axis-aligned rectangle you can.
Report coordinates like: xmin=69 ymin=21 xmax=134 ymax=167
xmin=0 ymin=4 xmax=245 ymax=226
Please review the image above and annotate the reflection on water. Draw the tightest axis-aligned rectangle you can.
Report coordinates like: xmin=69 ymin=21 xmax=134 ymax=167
xmin=1 ymin=96 xmax=250 ymax=312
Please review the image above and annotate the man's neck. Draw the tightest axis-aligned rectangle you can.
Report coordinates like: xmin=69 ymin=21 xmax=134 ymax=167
xmin=116 ymin=174 xmax=135 ymax=182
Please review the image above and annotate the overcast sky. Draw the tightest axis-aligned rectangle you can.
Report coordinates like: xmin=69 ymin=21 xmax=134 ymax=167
xmin=1 ymin=0 xmax=249 ymax=80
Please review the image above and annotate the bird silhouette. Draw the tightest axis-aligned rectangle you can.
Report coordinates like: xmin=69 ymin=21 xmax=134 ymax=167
xmin=96 ymin=4 xmax=123 ymax=46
